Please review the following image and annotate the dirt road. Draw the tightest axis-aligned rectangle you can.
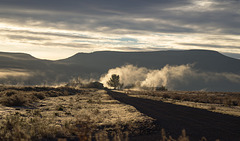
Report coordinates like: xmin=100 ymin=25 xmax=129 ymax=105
xmin=107 ymin=91 xmax=240 ymax=141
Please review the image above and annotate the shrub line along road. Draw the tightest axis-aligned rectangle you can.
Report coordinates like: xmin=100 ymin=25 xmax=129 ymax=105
xmin=107 ymin=90 xmax=240 ymax=141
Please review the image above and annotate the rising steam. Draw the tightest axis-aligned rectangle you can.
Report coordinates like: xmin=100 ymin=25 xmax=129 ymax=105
xmin=100 ymin=64 xmax=240 ymax=91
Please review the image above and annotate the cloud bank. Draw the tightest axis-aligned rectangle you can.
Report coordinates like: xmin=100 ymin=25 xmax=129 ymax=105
xmin=100 ymin=65 xmax=240 ymax=91
xmin=0 ymin=0 xmax=240 ymax=59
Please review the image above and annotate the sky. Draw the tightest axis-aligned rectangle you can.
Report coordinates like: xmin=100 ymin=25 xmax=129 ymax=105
xmin=0 ymin=0 xmax=240 ymax=60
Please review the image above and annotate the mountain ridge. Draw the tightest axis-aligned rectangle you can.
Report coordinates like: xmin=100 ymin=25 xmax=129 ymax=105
xmin=0 ymin=49 xmax=240 ymax=91
xmin=57 ymin=49 xmax=240 ymax=74
xmin=0 ymin=49 xmax=238 ymax=62
xmin=1 ymin=49 xmax=240 ymax=74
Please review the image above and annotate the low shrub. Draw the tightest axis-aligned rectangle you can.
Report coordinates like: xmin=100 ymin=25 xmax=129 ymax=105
xmin=34 ymin=93 xmax=46 ymax=100
xmin=162 ymin=94 xmax=170 ymax=99
xmin=84 ymin=82 xmax=104 ymax=89
xmin=5 ymin=90 xmax=17 ymax=97
xmin=0 ymin=113 xmax=72 ymax=140
xmin=156 ymin=86 xmax=168 ymax=91
xmin=131 ymin=91 xmax=240 ymax=107
xmin=0 ymin=86 xmax=84 ymax=107
xmin=1 ymin=94 xmax=29 ymax=107
xmin=56 ymin=105 xmax=65 ymax=111
xmin=160 ymin=129 xmax=189 ymax=141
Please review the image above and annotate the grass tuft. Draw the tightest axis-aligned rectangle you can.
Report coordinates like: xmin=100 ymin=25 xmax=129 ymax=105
xmin=1 ymin=94 xmax=29 ymax=106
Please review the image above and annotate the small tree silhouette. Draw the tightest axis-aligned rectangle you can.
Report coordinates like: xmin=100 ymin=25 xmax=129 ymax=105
xmin=107 ymin=74 xmax=121 ymax=89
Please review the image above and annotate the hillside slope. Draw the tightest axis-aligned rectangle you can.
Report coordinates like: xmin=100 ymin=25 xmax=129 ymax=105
xmin=59 ymin=50 xmax=240 ymax=74
xmin=0 ymin=50 xmax=240 ymax=91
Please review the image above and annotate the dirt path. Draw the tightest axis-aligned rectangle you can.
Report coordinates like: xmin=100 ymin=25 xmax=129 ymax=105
xmin=107 ymin=91 xmax=240 ymax=141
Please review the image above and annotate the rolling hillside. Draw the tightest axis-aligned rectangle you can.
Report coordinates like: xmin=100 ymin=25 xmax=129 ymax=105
xmin=0 ymin=50 xmax=240 ymax=91
xmin=58 ymin=50 xmax=240 ymax=74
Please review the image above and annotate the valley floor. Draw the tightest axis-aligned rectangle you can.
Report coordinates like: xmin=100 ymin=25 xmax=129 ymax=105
xmin=0 ymin=87 xmax=154 ymax=140
xmin=1 ymin=86 xmax=240 ymax=141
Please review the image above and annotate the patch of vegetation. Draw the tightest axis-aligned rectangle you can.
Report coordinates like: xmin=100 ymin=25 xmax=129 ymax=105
xmin=56 ymin=104 xmax=65 ymax=111
xmin=0 ymin=86 xmax=215 ymax=140
xmin=5 ymin=90 xmax=18 ymax=96
xmin=0 ymin=86 xmax=83 ymax=107
xmin=66 ymin=77 xmax=105 ymax=89
xmin=0 ymin=112 xmax=210 ymax=141
xmin=34 ymin=92 xmax=46 ymax=100
xmin=156 ymin=86 xmax=168 ymax=91
xmin=1 ymin=93 xmax=30 ymax=106
xmin=160 ymin=129 xmax=190 ymax=141
xmin=85 ymin=81 xmax=104 ymax=89
xmin=0 ymin=112 xmax=89 ymax=140
xmin=0 ymin=112 xmax=134 ymax=141
xmin=129 ymin=91 xmax=240 ymax=107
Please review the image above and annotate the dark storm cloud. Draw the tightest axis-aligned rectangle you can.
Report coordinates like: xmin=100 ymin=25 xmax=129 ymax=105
xmin=1 ymin=0 xmax=239 ymax=35
xmin=0 ymin=0 xmax=189 ymax=14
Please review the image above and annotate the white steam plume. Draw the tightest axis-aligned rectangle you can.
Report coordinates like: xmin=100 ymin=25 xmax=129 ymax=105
xmin=100 ymin=64 xmax=240 ymax=91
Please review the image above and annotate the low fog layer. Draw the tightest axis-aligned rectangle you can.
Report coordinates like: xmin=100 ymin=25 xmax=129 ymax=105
xmin=0 ymin=69 xmax=31 ymax=78
xmin=100 ymin=65 xmax=240 ymax=91
xmin=1 ymin=50 xmax=240 ymax=91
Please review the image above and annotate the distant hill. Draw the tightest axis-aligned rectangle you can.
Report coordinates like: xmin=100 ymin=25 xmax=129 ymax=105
xmin=58 ymin=50 xmax=240 ymax=74
xmin=0 ymin=52 xmax=52 ymax=70
xmin=0 ymin=50 xmax=240 ymax=91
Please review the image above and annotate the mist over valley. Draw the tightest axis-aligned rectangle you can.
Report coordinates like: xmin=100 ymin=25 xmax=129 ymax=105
xmin=1 ymin=49 xmax=240 ymax=91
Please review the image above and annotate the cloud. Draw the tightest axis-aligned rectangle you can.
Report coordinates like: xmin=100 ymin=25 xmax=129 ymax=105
xmin=1 ymin=29 xmax=97 ymax=40
xmin=179 ymin=43 xmax=240 ymax=50
xmin=0 ymin=0 xmax=239 ymax=35
xmin=6 ymin=35 xmax=49 ymax=41
xmin=100 ymin=64 xmax=240 ymax=91
xmin=0 ymin=0 xmax=240 ymax=59
xmin=40 ymin=42 xmax=95 ymax=49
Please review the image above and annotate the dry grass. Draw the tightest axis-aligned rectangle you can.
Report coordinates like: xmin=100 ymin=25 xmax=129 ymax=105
xmin=127 ymin=90 xmax=240 ymax=106
xmin=125 ymin=90 xmax=240 ymax=117
xmin=0 ymin=86 xmax=82 ymax=107
xmin=160 ymin=129 xmax=190 ymax=141
xmin=0 ymin=86 xmax=154 ymax=140
xmin=0 ymin=86 xmax=220 ymax=140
